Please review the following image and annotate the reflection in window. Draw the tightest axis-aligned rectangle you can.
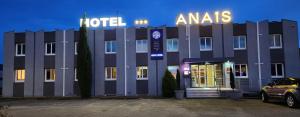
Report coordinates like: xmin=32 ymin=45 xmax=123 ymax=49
xmin=199 ymin=37 xmax=212 ymax=51
xmin=234 ymin=36 xmax=246 ymax=50
xmin=167 ymin=39 xmax=178 ymax=52
xmin=168 ymin=66 xmax=179 ymax=78
xmin=15 ymin=69 xmax=25 ymax=81
xmin=137 ymin=66 xmax=148 ymax=80
xmin=234 ymin=64 xmax=248 ymax=78
xmin=105 ymin=67 xmax=117 ymax=80
xmin=45 ymin=69 xmax=56 ymax=82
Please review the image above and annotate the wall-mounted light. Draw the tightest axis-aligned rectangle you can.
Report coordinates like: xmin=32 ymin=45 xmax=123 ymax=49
xmin=134 ymin=19 xmax=149 ymax=27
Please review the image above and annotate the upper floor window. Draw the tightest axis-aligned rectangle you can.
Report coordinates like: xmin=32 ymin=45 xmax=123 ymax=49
xmin=16 ymin=43 xmax=25 ymax=56
xmin=234 ymin=36 xmax=247 ymax=50
xmin=15 ymin=69 xmax=25 ymax=82
xmin=105 ymin=41 xmax=116 ymax=54
xmin=105 ymin=67 xmax=117 ymax=80
xmin=167 ymin=39 xmax=178 ymax=52
xmin=136 ymin=40 xmax=148 ymax=53
xmin=271 ymin=63 xmax=284 ymax=78
xmin=45 ymin=69 xmax=56 ymax=82
xmin=45 ymin=42 xmax=56 ymax=55
xmin=234 ymin=64 xmax=248 ymax=78
xmin=75 ymin=42 xmax=78 ymax=55
xmin=270 ymin=34 xmax=282 ymax=49
xmin=200 ymin=37 xmax=212 ymax=51
xmin=168 ymin=66 xmax=179 ymax=78
xmin=137 ymin=66 xmax=148 ymax=80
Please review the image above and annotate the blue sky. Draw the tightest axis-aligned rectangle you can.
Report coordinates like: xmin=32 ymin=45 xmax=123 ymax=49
xmin=0 ymin=0 xmax=300 ymax=63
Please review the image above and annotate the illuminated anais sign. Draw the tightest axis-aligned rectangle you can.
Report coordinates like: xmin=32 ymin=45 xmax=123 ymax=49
xmin=80 ymin=17 xmax=126 ymax=28
xmin=176 ymin=11 xmax=232 ymax=25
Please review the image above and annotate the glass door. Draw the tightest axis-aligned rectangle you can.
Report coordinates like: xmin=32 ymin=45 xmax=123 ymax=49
xmin=191 ymin=64 xmax=222 ymax=88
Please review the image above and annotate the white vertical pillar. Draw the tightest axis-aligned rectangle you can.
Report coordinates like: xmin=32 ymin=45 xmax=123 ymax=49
xmin=124 ymin=28 xmax=127 ymax=96
xmin=62 ymin=30 xmax=66 ymax=97
xmin=256 ymin=22 xmax=262 ymax=90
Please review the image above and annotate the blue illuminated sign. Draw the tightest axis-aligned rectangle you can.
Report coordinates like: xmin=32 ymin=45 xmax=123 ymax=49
xmin=150 ymin=29 xmax=164 ymax=60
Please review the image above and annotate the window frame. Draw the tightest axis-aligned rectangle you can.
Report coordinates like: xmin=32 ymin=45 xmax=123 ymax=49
xmin=45 ymin=42 xmax=56 ymax=56
xmin=136 ymin=66 xmax=148 ymax=80
xmin=105 ymin=41 xmax=116 ymax=54
xmin=44 ymin=69 xmax=56 ymax=82
xmin=105 ymin=67 xmax=117 ymax=80
xmin=199 ymin=37 xmax=213 ymax=51
xmin=167 ymin=39 xmax=179 ymax=52
xmin=15 ymin=43 xmax=25 ymax=56
xmin=233 ymin=36 xmax=247 ymax=50
xmin=234 ymin=64 xmax=248 ymax=78
xmin=15 ymin=69 xmax=25 ymax=82
xmin=271 ymin=63 xmax=284 ymax=78
xmin=270 ymin=34 xmax=283 ymax=49
xmin=136 ymin=39 xmax=148 ymax=53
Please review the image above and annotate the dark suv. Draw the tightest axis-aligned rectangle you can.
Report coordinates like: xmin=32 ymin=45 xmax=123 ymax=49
xmin=261 ymin=78 xmax=300 ymax=108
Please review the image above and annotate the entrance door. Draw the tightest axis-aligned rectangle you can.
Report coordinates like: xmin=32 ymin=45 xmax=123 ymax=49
xmin=191 ymin=64 xmax=222 ymax=88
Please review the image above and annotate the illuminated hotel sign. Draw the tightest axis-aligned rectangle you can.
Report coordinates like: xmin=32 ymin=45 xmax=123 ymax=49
xmin=80 ymin=17 xmax=126 ymax=28
xmin=150 ymin=29 xmax=164 ymax=60
xmin=176 ymin=11 xmax=232 ymax=25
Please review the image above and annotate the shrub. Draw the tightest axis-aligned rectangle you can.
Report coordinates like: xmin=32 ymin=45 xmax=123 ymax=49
xmin=162 ymin=69 xmax=177 ymax=97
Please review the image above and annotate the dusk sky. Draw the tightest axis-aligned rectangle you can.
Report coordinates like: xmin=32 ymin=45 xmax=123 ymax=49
xmin=0 ymin=0 xmax=299 ymax=63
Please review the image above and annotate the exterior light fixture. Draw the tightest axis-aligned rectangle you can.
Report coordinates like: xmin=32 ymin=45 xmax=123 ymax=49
xmin=134 ymin=19 xmax=149 ymax=27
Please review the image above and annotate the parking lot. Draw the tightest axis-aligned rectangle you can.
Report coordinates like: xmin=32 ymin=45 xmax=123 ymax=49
xmin=0 ymin=98 xmax=300 ymax=117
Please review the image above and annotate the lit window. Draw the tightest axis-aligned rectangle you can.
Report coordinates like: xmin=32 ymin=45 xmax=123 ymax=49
xmin=45 ymin=69 xmax=56 ymax=82
xmin=75 ymin=42 xmax=78 ymax=55
xmin=45 ymin=42 xmax=56 ymax=55
xmin=234 ymin=64 xmax=248 ymax=78
xmin=136 ymin=40 xmax=148 ymax=53
xmin=200 ymin=37 xmax=212 ymax=51
xmin=74 ymin=68 xmax=78 ymax=81
xmin=15 ymin=69 xmax=25 ymax=82
xmin=271 ymin=63 xmax=284 ymax=78
xmin=105 ymin=67 xmax=117 ymax=80
xmin=137 ymin=66 xmax=148 ymax=80
xmin=16 ymin=43 xmax=25 ymax=56
xmin=167 ymin=39 xmax=178 ymax=52
xmin=168 ymin=66 xmax=179 ymax=78
xmin=270 ymin=34 xmax=282 ymax=49
xmin=105 ymin=41 xmax=116 ymax=54
xmin=234 ymin=36 xmax=247 ymax=50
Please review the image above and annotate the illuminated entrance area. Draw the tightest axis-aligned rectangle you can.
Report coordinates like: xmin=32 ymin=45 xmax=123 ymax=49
xmin=191 ymin=64 xmax=223 ymax=88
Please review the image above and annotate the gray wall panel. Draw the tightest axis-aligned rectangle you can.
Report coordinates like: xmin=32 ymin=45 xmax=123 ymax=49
xmin=65 ymin=30 xmax=75 ymax=96
xmin=13 ymin=83 xmax=24 ymax=97
xmin=14 ymin=57 xmax=25 ymax=69
xmin=223 ymin=23 xmax=234 ymax=57
xmin=55 ymin=31 xmax=63 ymax=96
xmin=126 ymin=28 xmax=137 ymax=96
xmin=3 ymin=32 xmax=14 ymax=97
xmin=212 ymin=24 xmax=223 ymax=58
xmin=34 ymin=31 xmax=44 ymax=96
xmin=190 ymin=25 xmax=200 ymax=58
xmin=105 ymin=81 xmax=116 ymax=95
xmin=116 ymin=28 xmax=125 ymax=96
xmin=24 ymin=32 xmax=34 ymax=97
xmin=43 ymin=82 xmax=54 ymax=97
xmin=95 ymin=30 xmax=105 ymax=96
xmin=136 ymin=80 xmax=148 ymax=95
xmin=259 ymin=21 xmax=272 ymax=85
xmin=246 ymin=22 xmax=259 ymax=91
xmin=282 ymin=20 xmax=300 ymax=78
xmin=178 ymin=25 xmax=189 ymax=89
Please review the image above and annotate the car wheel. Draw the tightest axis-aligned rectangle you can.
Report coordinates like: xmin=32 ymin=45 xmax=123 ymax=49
xmin=286 ymin=94 xmax=298 ymax=108
xmin=261 ymin=92 xmax=269 ymax=103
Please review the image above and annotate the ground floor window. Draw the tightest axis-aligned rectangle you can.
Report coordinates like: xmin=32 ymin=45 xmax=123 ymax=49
xmin=167 ymin=66 xmax=179 ymax=78
xmin=234 ymin=64 xmax=248 ymax=78
xmin=137 ymin=66 xmax=148 ymax=80
xmin=271 ymin=63 xmax=284 ymax=78
xmin=45 ymin=69 xmax=56 ymax=82
xmin=15 ymin=69 xmax=25 ymax=82
xmin=105 ymin=67 xmax=117 ymax=80
xmin=74 ymin=68 xmax=78 ymax=81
